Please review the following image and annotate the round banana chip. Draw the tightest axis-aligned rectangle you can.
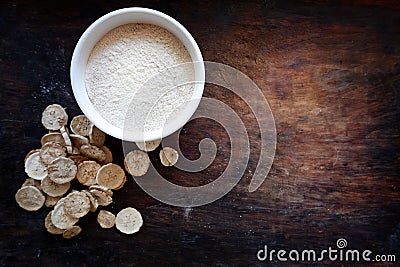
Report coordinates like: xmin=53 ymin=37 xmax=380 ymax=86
xmin=89 ymin=189 xmax=112 ymax=206
xmin=45 ymin=195 xmax=61 ymax=208
xmin=41 ymin=132 xmax=66 ymax=146
xmin=135 ymin=139 xmax=161 ymax=152
xmin=63 ymin=225 xmax=82 ymax=239
xmin=24 ymin=152 xmax=48 ymax=180
xmin=89 ymin=125 xmax=105 ymax=147
xmin=82 ymin=190 xmax=98 ymax=212
xmin=159 ymin=147 xmax=179 ymax=167
xmin=70 ymin=115 xmax=92 ymax=136
xmin=40 ymin=142 xmax=67 ymax=165
xmin=41 ymin=104 xmax=68 ymax=131
xmin=45 ymin=211 xmax=64 ymax=235
xmin=124 ymin=150 xmax=150 ymax=177
xmin=80 ymin=144 xmax=106 ymax=162
xmin=47 ymin=157 xmax=77 ymax=184
xmin=63 ymin=191 xmax=91 ymax=218
xmin=96 ymin=163 xmax=126 ymax=190
xmin=51 ymin=202 xmax=79 ymax=229
xmin=115 ymin=207 xmax=143 ymax=234
xmin=24 ymin=149 xmax=41 ymax=163
xmin=70 ymin=134 xmax=89 ymax=148
xmin=15 ymin=186 xmax=45 ymax=211
xmin=41 ymin=176 xmax=70 ymax=197
xmin=76 ymin=160 xmax=100 ymax=186
xmin=97 ymin=210 xmax=116 ymax=229
xmin=22 ymin=178 xmax=41 ymax=189
xmin=100 ymin=146 xmax=113 ymax=165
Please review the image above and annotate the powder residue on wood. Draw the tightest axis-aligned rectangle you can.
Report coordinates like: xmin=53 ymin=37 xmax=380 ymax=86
xmin=85 ymin=23 xmax=195 ymax=132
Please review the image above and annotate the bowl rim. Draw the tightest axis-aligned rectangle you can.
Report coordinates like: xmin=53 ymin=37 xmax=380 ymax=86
xmin=70 ymin=7 xmax=205 ymax=142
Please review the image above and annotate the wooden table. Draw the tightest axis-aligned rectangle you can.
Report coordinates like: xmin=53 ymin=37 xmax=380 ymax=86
xmin=1 ymin=0 xmax=399 ymax=266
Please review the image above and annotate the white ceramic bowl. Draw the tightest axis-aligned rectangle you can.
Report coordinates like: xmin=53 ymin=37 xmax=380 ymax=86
xmin=70 ymin=7 xmax=205 ymax=142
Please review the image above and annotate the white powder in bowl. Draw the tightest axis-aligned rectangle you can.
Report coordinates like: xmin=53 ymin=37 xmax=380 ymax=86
xmin=85 ymin=23 xmax=195 ymax=132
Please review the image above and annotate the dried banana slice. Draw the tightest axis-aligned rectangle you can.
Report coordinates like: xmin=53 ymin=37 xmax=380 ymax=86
xmin=124 ymin=150 xmax=150 ymax=177
xmin=51 ymin=202 xmax=79 ymax=229
xmin=63 ymin=225 xmax=82 ymax=239
xmin=45 ymin=211 xmax=64 ymax=234
xmin=41 ymin=132 xmax=66 ymax=146
xmin=100 ymin=146 xmax=113 ymax=165
xmin=76 ymin=160 xmax=100 ymax=186
xmin=159 ymin=147 xmax=179 ymax=167
xmin=89 ymin=185 xmax=113 ymax=197
xmin=69 ymin=134 xmax=89 ymax=148
xmin=135 ymin=139 xmax=161 ymax=152
xmin=63 ymin=191 xmax=91 ymax=218
xmin=15 ymin=185 xmax=45 ymax=211
xmin=96 ymin=163 xmax=126 ymax=190
xmin=70 ymin=115 xmax=92 ymax=136
xmin=41 ymin=176 xmax=70 ymax=197
xmin=45 ymin=195 xmax=61 ymax=208
xmin=24 ymin=149 xmax=41 ymax=163
xmin=41 ymin=104 xmax=68 ymax=131
xmin=24 ymin=152 xmax=48 ymax=180
xmin=39 ymin=142 xmax=67 ymax=165
xmin=47 ymin=157 xmax=77 ymax=184
xmin=80 ymin=144 xmax=106 ymax=162
xmin=97 ymin=210 xmax=115 ymax=229
xmin=89 ymin=189 xmax=112 ymax=206
xmin=115 ymin=207 xmax=143 ymax=234
xmin=82 ymin=190 xmax=98 ymax=212
xmin=89 ymin=125 xmax=105 ymax=147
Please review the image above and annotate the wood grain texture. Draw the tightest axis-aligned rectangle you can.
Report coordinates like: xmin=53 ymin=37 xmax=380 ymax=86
xmin=1 ymin=0 xmax=399 ymax=266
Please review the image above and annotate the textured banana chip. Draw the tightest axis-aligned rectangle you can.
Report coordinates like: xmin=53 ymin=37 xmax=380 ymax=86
xmin=100 ymin=146 xmax=113 ymax=165
xmin=47 ymin=157 xmax=77 ymax=184
xmin=135 ymin=139 xmax=161 ymax=152
xmin=41 ymin=133 xmax=66 ymax=146
xmin=45 ymin=195 xmax=61 ymax=208
xmin=15 ymin=185 xmax=45 ymax=211
xmin=63 ymin=225 xmax=82 ymax=239
xmin=76 ymin=160 xmax=100 ymax=186
xmin=70 ymin=115 xmax=92 ymax=136
xmin=69 ymin=134 xmax=89 ymax=148
xmin=159 ymin=147 xmax=179 ymax=167
xmin=41 ymin=176 xmax=70 ymax=197
xmin=40 ymin=142 xmax=67 ymax=165
xmin=82 ymin=190 xmax=98 ymax=212
xmin=115 ymin=207 xmax=143 ymax=234
xmin=63 ymin=191 xmax=91 ymax=218
xmin=89 ymin=189 xmax=112 ymax=206
xmin=24 ymin=149 xmax=41 ymax=163
xmin=45 ymin=211 xmax=64 ymax=234
xmin=41 ymin=104 xmax=68 ymax=131
xmin=24 ymin=152 xmax=48 ymax=180
xmin=22 ymin=178 xmax=41 ymax=189
xmin=124 ymin=150 xmax=150 ymax=177
xmin=97 ymin=210 xmax=116 ymax=229
xmin=89 ymin=125 xmax=105 ymax=147
xmin=80 ymin=144 xmax=106 ymax=162
xmin=96 ymin=163 xmax=126 ymax=190
xmin=51 ymin=202 xmax=79 ymax=229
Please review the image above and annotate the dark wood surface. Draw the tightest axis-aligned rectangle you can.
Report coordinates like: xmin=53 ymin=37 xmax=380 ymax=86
xmin=1 ymin=0 xmax=400 ymax=266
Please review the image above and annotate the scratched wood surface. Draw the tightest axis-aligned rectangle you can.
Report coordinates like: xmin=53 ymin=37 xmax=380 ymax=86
xmin=1 ymin=0 xmax=399 ymax=266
